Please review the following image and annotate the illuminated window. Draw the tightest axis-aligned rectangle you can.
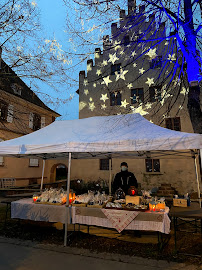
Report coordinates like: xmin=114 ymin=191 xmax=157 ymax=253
xmin=111 ymin=63 xmax=121 ymax=75
xmin=131 ymin=88 xmax=144 ymax=104
xmin=165 ymin=117 xmax=181 ymax=131
xmin=145 ymin=159 xmax=160 ymax=172
xmin=100 ymin=159 xmax=109 ymax=170
xmin=110 ymin=91 xmax=122 ymax=106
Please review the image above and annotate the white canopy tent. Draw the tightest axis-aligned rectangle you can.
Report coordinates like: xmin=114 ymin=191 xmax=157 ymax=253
xmin=0 ymin=113 xmax=201 ymax=245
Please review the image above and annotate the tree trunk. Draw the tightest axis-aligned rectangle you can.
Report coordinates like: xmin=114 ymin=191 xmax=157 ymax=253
xmin=184 ymin=0 xmax=202 ymax=133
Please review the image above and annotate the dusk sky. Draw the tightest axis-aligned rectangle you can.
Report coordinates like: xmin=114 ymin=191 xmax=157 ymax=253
xmin=37 ymin=0 xmax=79 ymax=120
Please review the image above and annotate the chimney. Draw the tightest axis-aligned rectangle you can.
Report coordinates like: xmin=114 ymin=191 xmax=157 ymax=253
xmin=94 ymin=48 xmax=101 ymax=64
xmin=139 ymin=5 xmax=145 ymax=13
xmin=87 ymin=59 xmax=93 ymax=73
xmin=120 ymin=9 xmax=126 ymax=19
xmin=79 ymin=71 xmax=85 ymax=89
xmin=111 ymin=23 xmax=118 ymax=38
xmin=128 ymin=0 xmax=136 ymax=15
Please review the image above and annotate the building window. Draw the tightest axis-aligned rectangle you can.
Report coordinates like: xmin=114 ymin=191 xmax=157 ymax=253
xmin=150 ymin=56 xmax=162 ymax=69
xmin=165 ymin=117 xmax=181 ymax=131
xmin=110 ymin=91 xmax=122 ymax=106
xmin=123 ymin=35 xmax=130 ymax=46
xmin=149 ymin=86 xmax=161 ymax=102
xmin=131 ymin=88 xmax=144 ymax=104
xmin=33 ymin=113 xmax=41 ymax=131
xmin=145 ymin=159 xmax=160 ymax=172
xmin=29 ymin=158 xmax=39 ymax=167
xmin=100 ymin=159 xmax=109 ymax=170
xmin=111 ymin=64 xmax=121 ymax=75
xmin=0 ymin=100 xmax=8 ymax=122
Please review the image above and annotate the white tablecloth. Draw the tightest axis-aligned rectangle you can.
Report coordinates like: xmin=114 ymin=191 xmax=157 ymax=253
xmin=72 ymin=206 xmax=170 ymax=234
xmin=11 ymin=198 xmax=70 ymax=224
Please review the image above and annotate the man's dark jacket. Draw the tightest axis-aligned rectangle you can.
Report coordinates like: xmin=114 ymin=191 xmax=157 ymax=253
xmin=112 ymin=170 xmax=138 ymax=194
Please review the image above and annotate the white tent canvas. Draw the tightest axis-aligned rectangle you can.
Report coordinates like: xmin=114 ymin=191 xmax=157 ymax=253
xmin=0 ymin=113 xmax=201 ymax=159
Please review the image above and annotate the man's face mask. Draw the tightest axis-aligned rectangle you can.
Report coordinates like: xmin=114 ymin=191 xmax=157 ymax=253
xmin=121 ymin=166 xmax=128 ymax=171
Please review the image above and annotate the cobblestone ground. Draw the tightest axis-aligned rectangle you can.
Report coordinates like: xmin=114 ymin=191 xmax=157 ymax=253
xmin=0 ymin=237 xmax=202 ymax=270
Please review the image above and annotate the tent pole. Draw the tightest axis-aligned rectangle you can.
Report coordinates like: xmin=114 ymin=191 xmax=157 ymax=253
xmin=40 ymin=159 xmax=45 ymax=192
xmin=194 ymin=153 xmax=201 ymax=208
xmin=109 ymin=158 xmax=112 ymax=195
xmin=64 ymin=152 xmax=72 ymax=247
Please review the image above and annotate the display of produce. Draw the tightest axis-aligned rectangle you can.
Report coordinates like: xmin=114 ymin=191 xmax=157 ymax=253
xmin=33 ymin=188 xmax=68 ymax=205
xmin=73 ymin=191 xmax=109 ymax=207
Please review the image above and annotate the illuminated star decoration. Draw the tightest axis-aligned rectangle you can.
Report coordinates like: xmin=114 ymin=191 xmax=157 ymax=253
xmin=100 ymin=94 xmax=109 ymax=102
xmin=133 ymin=63 xmax=137 ymax=68
xmin=84 ymin=89 xmax=89 ymax=95
xmin=96 ymin=69 xmax=102 ymax=76
xmin=131 ymin=51 xmax=136 ymax=57
xmin=89 ymin=102 xmax=95 ymax=111
xmin=87 ymin=63 xmax=92 ymax=72
xmin=101 ymin=104 xmax=107 ymax=110
xmin=145 ymin=77 xmax=154 ymax=87
xmin=127 ymin=83 xmax=133 ymax=89
xmin=115 ymin=69 xmax=128 ymax=81
xmin=139 ymin=68 xmax=145 ymax=75
xmin=145 ymin=103 xmax=152 ymax=109
xmin=121 ymin=99 xmax=129 ymax=108
xmin=145 ymin=48 xmax=157 ymax=59
xmin=93 ymin=83 xmax=96 ymax=88
xmin=180 ymin=87 xmax=187 ymax=95
xmin=167 ymin=53 xmax=176 ymax=62
xmin=84 ymin=79 xmax=88 ymax=86
xmin=102 ymin=76 xmax=112 ymax=87
xmin=108 ymin=53 xmax=119 ymax=64
xmin=79 ymin=102 xmax=87 ymax=111
xmin=133 ymin=105 xmax=149 ymax=116
xmin=102 ymin=60 xmax=108 ymax=66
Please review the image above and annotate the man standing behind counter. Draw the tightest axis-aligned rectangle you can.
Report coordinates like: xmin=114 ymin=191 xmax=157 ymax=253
xmin=112 ymin=162 xmax=138 ymax=195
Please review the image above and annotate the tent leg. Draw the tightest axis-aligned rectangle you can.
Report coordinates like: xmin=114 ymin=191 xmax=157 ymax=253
xmin=64 ymin=152 xmax=72 ymax=246
xmin=109 ymin=158 xmax=112 ymax=195
xmin=194 ymin=153 xmax=201 ymax=208
xmin=40 ymin=160 xmax=46 ymax=192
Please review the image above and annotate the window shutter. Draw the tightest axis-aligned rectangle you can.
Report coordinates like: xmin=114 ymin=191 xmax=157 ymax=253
xmin=41 ymin=116 xmax=45 ymax=128
xmin=7 ymin=104 xmax=13 ymax=123
xmin=29 ymin=112 xmax=34 ymax=129
xmin=29 ymin=158 xmax=39 ymax=167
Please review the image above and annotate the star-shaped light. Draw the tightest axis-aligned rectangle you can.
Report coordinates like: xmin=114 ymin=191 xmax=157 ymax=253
xmin=180 ymin=87 xmax=187 ymax=95
xmin=145 ymin=48 xmax=157 ymax=59
xmin=127 ymin=83 xmax=133 ymax=89
xmin=179 ymin=105 xmax=183 ymax=110
xmin=119 ymin=50 xmax=125 ymax=55
xmin=133 ymin=105 xmax=149 ymax=116
xmin=133 ymin=63 xmax=137 ymax=68
xmin=131 ymin=51 xmax=136 ymax=57
xmin=101 ymin=104 xmax=107 ymax=110
xmin=87 ymin=64 xmax=92 ymax=72
xmin=102 ymin=76 xmax=112 ymax=87
xmin=108 ymin=53 xmax=119 ymax=64
xmin=89 ymin=102 xmax=95 ymax=111
xmin=145 ymin=103 xmax=152 ymax=109
xmin=121 ymin=99 xmax=129 ymax=108
xmin=145 ymin=77 xmax=154 ymax=87
xmin=167 ymin=53 xmax=176 ymax=61
xmin=93 ymin=83 xmax=96 ymax=88
xmin=89 ymin=97 xmax=93 ymax=102
xmin=100 ymin=94 xmax=109 ymax=103
xmin=165 ymin=41 xmax=169 ymax=46
xmin=115 ymin=69 xmax=128 ymax=81
xmin=139 ymin=68 xmax=145 ymax=75
xmin=96 ymin=69 xmax=102 ymax=76
xmin=84 ymin=79 xmax=88 ymax=86
xmin=79 ymin=102 xmax=87 ymax=111
xmin=84 ymin=89 xmax=89 ymax=95
xmin=102 ymin=60 xmax=108 ymax=66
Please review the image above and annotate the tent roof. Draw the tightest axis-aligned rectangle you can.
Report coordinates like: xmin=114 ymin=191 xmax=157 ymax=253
xmin=0 ymin=113 xmax=201 ymax=159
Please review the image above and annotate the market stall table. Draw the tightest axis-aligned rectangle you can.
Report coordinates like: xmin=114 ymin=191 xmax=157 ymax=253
xmin=11 ymin=198 xmax=71 ymax=224
xmin=72 ymin=206 xmax=170 ymax=234
xmin=170 ymin=202 xmax=202 ymax=251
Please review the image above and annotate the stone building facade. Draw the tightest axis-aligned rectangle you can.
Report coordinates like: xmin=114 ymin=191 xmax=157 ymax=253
xmin=0 ymin=58 xmax=63 ymax=186
xmin=72 ymin=0 xmax=201 ymax=194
